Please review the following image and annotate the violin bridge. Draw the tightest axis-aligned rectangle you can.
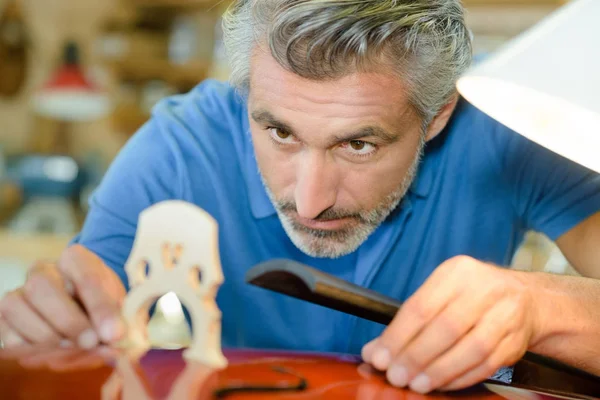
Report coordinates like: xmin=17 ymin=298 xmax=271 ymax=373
xmin=119 ymin=200 xmax=228 ymax=369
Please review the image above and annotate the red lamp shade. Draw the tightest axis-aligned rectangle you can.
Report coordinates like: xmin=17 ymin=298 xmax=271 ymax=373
xmin=32 ymin=42 xmax=111 ymax=122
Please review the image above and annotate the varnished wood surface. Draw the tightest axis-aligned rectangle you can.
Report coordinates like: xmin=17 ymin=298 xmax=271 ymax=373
xmin=0 ymin=346 xmax=581 ymax=400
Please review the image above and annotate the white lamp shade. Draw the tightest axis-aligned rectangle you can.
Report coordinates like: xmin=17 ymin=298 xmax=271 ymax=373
xmin=457 ymin=0 xmax=600 ymax=173
xmin=33 ymin=90 xmax=112 ymax=122
xmin=32 ymin=63 xmax=112 ymax=123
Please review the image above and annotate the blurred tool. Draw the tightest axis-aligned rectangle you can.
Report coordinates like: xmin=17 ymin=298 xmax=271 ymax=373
xmin=32 ymin=40 xmax=112 ymax=155
xmin=6 ymin=154 xmax=82 ymax=234
xmin=0 ymin=0 xmax=27 ymax=98
xmin=7 ymin=41 xmax=112 ymax=235
xmin=33 ymin=41 xmax=112 ymax=124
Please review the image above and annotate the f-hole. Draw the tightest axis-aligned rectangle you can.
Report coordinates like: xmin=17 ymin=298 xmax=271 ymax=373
xmin=134 ymin=260 xmax=151 ymax=283
xmin=189 ymin=266 xmax=203 ymax=289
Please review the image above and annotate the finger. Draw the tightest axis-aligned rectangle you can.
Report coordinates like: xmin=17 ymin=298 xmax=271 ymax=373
xmin=19 ymin=347 xmax=83 ymax=369
xmin=361 ymin=337 xmax=379 ymax=363
xmin=373 ymin=257 xmax=470 ymax=370
xmin=27 ymin=260 xmax=75 ymax=296
xmin=49 ymin=351 xmax=108 ymax=372
xmin=388 ymin=289 xmax=495 ymax=387
xmin=407 ymin=301 xmax=523 ymax=393
xmin=439 ymin=334 xmax=524 ymax=392
xmin=0 ymin=288 xmax=62 ymax=345
xmin=58 ymin=245 xmax=126 ymax=344
xmin=0 ymin=316 xmax=27 ymax=348
xmin=23 ymin=264 xmax=98 ymax=348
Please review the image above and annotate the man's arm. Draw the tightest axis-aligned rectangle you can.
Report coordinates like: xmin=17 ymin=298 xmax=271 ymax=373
xmin=525 ymin=267 xmax=600 ymax=373
xmin=361 ymin=255 xmax=600 ymax=394
xmin=556 ymin=210 xmax=600 ymax=279
xmin=359 ymin=197 xmax=600 ymax=394
xmin=361 ymin=119 xmax=600 ymax=393
xmin=523 ymin=210 xmax=600 ymax=370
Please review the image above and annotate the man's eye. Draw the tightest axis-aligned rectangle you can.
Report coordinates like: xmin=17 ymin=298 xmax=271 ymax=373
xmin=343 ymin=140 xmax=377 ymax=157
xmin=273 ymin=128 xmax=290 ymax=139
xmin=350 ymin=140 xmax=366 ymax=151
xmin=267 ymin=127 xmax=296 ymax=144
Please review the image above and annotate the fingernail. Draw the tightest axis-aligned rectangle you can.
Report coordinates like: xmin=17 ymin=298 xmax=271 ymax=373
xmin=99 ymin=320 xmax=116 ymax=343
xmin=372 ymin=346 xmax=391 ymax=370
xmin=100 ymin=318 xmax=126 ymax=343
xmin=78 ymin=329 xmax=99 ymax=349
xmin=361 ymin=339 xmax=378 ymax=362
xmin=60 ymin=339 xmax=74 ymax=348
xmin=410 ymin=373 xmax=431 ymax=394
xmin=388 ymin=364 xmax=408 ymax=387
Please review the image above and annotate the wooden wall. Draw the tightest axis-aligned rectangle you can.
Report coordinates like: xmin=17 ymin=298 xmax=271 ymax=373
xmin=0 ymin=0 xmax=570 ymax=165
xmin=0 ymin=0 xmax=125 ymax=162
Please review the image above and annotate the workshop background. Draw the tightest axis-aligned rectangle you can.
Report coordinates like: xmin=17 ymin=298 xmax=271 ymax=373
xmin=0 ymin=0 xmax=574 ymax=346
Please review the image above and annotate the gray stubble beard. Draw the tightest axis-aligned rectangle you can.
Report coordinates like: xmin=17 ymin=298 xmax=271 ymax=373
xmin=259 ymin=137 xmax=426 ymax=259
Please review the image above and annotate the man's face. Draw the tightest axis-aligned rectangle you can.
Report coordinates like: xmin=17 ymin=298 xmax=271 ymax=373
xmin=248 ymin=50 xmax=425 ymax=258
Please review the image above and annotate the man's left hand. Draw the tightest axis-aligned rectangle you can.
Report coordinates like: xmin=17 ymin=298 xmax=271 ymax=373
xmin=361 ymin=255 xmax=541 ymax=394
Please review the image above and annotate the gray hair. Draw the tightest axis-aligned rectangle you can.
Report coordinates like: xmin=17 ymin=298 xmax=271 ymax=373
xmin=222 ymin=0 xmax=472 ymax=124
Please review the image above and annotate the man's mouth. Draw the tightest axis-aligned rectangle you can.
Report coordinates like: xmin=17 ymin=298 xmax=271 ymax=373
xmin=290 ymin=214 xmax=357 ymax=231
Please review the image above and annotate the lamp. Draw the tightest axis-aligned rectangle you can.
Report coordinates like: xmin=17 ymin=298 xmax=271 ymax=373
xmin=33 ymin=41 xmax=111 ymax=122
xmin=9 ymin=41 xmax=110 ymax=235
xmin=457 ymin=0 xmax=600 ymax=173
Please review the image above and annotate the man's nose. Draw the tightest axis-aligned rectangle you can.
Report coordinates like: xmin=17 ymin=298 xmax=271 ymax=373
xmin=294 ymin=152 xmax=338 ymax=219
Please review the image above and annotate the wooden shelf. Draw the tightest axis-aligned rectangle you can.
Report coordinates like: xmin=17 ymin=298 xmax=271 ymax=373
xmin=128 ymin=0 xmax=226 ymax=8
xmin=133 ymin=0 xmax=564 ymax=7
xmin=111 ymin=102 xmax=151 ymax=136
xmin=0 ymin=230 xmax=71 ymax=266
xmin=109 ymin=57 xmax=211 ymax=88
xmin=463 ymin=0 xmax=567 ymax=5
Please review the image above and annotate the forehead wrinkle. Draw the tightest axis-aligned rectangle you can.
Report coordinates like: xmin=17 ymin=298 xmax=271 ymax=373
xmin=252 ymin=91 xmax=412 ymax=125
xmin=250 ymin=81 xmax=414 ymax=130
xmin=250 ymin=54 xmax=409 ymax=109
xmin=272 ymin=79 xmax=407 ymax=109
xmin=248 ymin=53 xmax=421 ymax=142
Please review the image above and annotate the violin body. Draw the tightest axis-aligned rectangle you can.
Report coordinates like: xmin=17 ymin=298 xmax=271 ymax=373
xmin=0 ymin=346 xmax=582 ymax=400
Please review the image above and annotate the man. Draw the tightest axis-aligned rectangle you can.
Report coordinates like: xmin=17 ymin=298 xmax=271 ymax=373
xmin=1 ymin=0 xmax=600 ymax=395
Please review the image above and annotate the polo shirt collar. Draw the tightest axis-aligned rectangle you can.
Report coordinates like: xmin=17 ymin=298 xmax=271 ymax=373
xmin=245 ymin=152 xmax=278 ymax=219
xmin=408 ymin=145 xmax=434 ymax=198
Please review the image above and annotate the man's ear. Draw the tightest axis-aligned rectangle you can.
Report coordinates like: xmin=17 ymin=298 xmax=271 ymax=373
xmin=425 ymin=93 xmax=459 ymax=142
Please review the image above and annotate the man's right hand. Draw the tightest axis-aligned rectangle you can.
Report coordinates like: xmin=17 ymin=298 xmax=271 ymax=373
xmin=0 ymin=245 xmax=127 ymax=349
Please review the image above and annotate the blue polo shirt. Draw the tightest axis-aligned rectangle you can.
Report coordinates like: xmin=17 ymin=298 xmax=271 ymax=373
xmin=72 ymin=79 xmax=600 ymax=355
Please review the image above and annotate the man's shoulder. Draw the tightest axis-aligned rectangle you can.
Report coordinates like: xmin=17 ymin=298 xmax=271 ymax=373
xmin=105 ymin=79 xmax=250 ymax=200
xmin=448 ymin=97 xmax=517 ymax=144
xmin=434 ymin=96 xmax=522 ymax=176
xmin=152 ymin=79 xmax=246 ymax=126
xmin=448 ymin=55 xmax=522 ymax=148
xmin=143 ymin=79 xmax=249 ymax=161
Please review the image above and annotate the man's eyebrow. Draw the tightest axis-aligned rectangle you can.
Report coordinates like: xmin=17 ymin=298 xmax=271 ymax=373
xmin=251 ymin=110 xmax=295 ymax=134
xmin=331 ymin=126 xmax=400 ymax=145
xmin=251 ymin=109 xmax=401 ymax=145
